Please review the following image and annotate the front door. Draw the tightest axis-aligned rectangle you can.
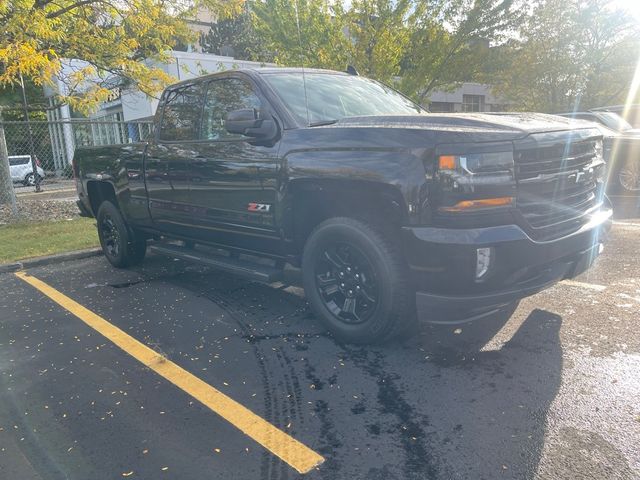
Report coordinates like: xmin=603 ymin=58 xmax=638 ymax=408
xmin=187 ymin=76 xmax=280 ymax=252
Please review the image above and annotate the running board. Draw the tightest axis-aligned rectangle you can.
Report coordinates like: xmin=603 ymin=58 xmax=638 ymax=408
xmin=149 ymin=243 xmax=283 ymax=283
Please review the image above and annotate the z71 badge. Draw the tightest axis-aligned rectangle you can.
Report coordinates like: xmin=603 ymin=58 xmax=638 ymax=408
xmin=247 ymin=202 xmax=272 ymax=213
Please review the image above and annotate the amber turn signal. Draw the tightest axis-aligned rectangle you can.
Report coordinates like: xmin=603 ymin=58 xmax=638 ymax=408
xmin=439 ymin=197 xmax=514 ymax=212
xmin=438 ymin=155 xmax=457 ymax=170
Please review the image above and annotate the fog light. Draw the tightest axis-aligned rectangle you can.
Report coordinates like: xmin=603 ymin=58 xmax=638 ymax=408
xmin=476 ymin=247 xmax=493 ymax=280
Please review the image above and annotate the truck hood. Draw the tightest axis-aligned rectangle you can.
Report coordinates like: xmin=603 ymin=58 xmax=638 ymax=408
xmin=333 ymin=112 xmax=597 ymax=141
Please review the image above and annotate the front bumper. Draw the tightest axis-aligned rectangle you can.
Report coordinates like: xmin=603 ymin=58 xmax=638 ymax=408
xmin=403 ymin=207 xmax=612 ymax=323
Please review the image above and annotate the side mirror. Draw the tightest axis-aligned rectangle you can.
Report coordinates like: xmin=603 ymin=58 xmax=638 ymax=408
xmin=225 ymin=108 xmax=277 ymax=141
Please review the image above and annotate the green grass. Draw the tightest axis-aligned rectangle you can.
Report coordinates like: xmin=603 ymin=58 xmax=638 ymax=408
xmin=0 ymin=218 xmax=99 ymax=263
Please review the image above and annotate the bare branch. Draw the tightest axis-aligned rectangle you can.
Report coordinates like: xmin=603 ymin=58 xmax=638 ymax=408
xmin=45 ymin=0 xmax=107 ymax=19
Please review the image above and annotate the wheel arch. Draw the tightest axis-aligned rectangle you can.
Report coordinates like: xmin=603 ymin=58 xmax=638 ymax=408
xmin=86 ymin=180 xmax=118 ymax=216
xmin=284 ymin=178 xmax=408 ymax=255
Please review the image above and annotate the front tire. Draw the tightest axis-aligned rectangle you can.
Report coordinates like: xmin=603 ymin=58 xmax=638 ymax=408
xmin=96 ymin=201 xmax=146 ymax=268
xmin=617 ymin=160 xmax=640 ymax=194
xmin=24 ymin=172 xmax=41 ymax=186
xmin=302 ymin=217 xmax=415 ymax=344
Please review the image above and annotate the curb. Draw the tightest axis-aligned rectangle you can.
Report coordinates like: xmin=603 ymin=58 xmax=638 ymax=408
xmin=16 ymin=188 xmax=77 ymax=198
xmin=0 ymin=248 xmax=103 ymax=274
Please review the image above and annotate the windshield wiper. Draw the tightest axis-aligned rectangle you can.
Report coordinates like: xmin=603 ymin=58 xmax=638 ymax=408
xmin=309 ymin=119 xmax=338 ymax=127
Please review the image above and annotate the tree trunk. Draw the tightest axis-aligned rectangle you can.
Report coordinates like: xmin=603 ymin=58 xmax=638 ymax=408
xmin=0 ymin=115 xmax=18 ymax=216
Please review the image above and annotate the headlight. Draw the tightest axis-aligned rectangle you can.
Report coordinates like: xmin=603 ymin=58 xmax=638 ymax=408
xmin=439 ymin=151 xmax=514 ymax=175
xmin=435 ymin=147 xmax=516 ymax=213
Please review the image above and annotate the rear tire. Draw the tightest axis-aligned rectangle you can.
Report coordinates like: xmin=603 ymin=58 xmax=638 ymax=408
xmin=96 ymin=201 xmax=146 ymax=268
xmin=302 ymin=217 xmax=415 ymax=344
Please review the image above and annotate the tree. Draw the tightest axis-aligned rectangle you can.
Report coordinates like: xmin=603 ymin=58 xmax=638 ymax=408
xmin=0 ymin=78 xmax=47 ymax=120
xmin=251 ymin=0 xmax=521 ymax=100
xmin=491 ymin=0 xmax=640 ymax=112
xmin=400 ymin=0 xmax=523 ymax=104
xmin=344 ymin=0 xmax=414 ymax=84
xmin=0 ymin=0 xmax=243 ymax=111
xmin=251 ymin=0 xmax=350 ymax=70
xmin=201 ymin=5 xmax=272 ymax=61
xmin=251 ymin=0 xmax=414 ymax=83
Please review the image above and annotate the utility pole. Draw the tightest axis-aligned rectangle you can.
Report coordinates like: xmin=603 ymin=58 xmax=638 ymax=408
xmin=0 ymin=110 xmax=18 ymax=216
xmin=19 ymin=72 xmax=42 ymax=192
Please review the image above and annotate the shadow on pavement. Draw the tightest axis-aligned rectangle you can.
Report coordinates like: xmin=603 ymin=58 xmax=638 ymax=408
xmin=323 ymin=307 xmax=563 ymax=479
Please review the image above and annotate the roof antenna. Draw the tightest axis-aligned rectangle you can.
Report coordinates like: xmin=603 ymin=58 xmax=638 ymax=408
xmin=346 ymin=65 xmax=359 ymax=76
xmin=293 ymin=0 xmax=311 ymax=126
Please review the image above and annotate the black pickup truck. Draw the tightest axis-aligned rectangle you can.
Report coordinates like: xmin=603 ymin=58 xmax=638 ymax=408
xmin=74 ymin=68 xmax=612 ymax=343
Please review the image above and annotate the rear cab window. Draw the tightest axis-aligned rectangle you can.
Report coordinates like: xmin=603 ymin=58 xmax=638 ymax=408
xmin=158 ymin=83 xmax=204 ymax=142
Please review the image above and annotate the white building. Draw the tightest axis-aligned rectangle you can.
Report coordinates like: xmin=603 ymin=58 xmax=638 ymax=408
xmin=427 ymin=83 xmax=510 ymax=113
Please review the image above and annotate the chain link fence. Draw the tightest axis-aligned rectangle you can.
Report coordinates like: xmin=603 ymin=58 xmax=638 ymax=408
xmin=1 ymin=119 xmax=153 ymax=224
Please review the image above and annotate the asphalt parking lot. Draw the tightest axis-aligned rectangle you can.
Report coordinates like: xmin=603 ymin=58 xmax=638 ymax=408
xmin=1 ymin=212 xmax=639 ymax=479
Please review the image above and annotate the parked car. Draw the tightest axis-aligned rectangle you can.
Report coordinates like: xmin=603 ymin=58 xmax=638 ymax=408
xmin=9 ymin=155 xmax=45 ymax=186
xmin=73 ymin=68 xmax=611 ymax=344
xmin=558 ymin=110 xmax=640 ymax=135
xmin=557 ymin=112 xmax=640 ymax=195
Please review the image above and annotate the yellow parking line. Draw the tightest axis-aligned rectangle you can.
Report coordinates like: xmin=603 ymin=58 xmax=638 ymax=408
xmin=14 ymin=271 xmax=324 ymax=474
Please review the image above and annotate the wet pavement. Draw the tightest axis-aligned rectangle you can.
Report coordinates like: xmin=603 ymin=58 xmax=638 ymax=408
xmin=0 ymin=216 xmax=639 ymax=479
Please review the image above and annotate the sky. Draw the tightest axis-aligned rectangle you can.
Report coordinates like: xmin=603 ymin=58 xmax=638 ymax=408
xmin=611 ymin=0 xmax=640 ymax=22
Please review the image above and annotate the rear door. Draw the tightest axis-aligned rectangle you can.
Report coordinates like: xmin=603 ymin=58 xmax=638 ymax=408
xmin=145 ymin=82 xmax=203 ymax=235
xmin=186 ymin=75 xmax=280 ymax=252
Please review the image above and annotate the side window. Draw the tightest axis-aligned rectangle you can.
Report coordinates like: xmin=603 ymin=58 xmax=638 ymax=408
xmin=158 ymin=83 xmax=203 ymax=141
xmin=201 ymin=78 xmax=263 ymax=140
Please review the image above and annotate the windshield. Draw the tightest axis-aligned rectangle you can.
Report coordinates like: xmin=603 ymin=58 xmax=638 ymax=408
xmin=263 ymin=72 xmax=424 ymax=125
xmin=597 ymin=111 xmax=633 ymax=132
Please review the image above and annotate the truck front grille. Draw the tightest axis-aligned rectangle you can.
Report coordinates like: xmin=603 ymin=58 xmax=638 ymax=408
xmin=515 ymin=139 xmax=602 ymax=240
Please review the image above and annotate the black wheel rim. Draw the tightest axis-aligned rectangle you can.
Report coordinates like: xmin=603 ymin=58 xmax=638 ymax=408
xmin=314 ymin=242 xmax=379 ymax=325
xmin=100 ymin=215 xmax=120 ymax=258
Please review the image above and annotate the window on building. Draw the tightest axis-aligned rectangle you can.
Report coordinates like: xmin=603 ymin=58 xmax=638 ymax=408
xmin=158 ymin=83 xmax=204 ymax=141
xmin=201 ymin=78 xmax=263 ymax=141
xmin=429 ymin=102 xmax=455 ymax=113
xmin=462 ymin=95 xmax=485 ymax=112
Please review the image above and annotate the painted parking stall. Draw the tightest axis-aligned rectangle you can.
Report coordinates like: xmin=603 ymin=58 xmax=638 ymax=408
xmin=1 ymin=221 xmax=639 ymax=479
xmin=14 ymin=271 xmax=324 ymax=474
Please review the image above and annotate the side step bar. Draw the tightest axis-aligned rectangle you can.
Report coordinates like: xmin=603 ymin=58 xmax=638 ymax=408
xmin=149 ymin=243 xmax=283 ymax=283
